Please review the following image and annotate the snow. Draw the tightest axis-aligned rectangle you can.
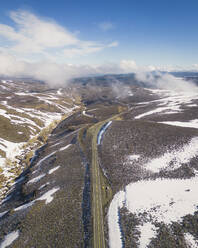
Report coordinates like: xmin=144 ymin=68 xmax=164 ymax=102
xmin=0 ymin=138 xmax=25 ymax=179
xmin=1 ymin=194 xmax=12 ymax=204
xmin=0 ymin=109 xmax=9 ymax=118
xmin=19 ymin=107 xmax=62 ymax=128
xmin=97 ymin=121 xmax=112 ymax=145
xmin=36 ymin=151 xmax=56 ymax=167
xmin=0 ymin=84 xmax=76 ymax=200
xmin=0 ymin=103 xmax=24 ymax=113
xmin=14 ymin=176 xmax=25 ymax=184
xmin=0 ymin=90 xmax=74 ymax=131
xmin=108 ymin=191 xmax=125 ymax=248
xmin=50 ymin=140 xmax=64 ymax=148
xmin=128 ymin=155 xmax=140 ymax=161
xmin=193 ymin=168 xmax=198 ymax=176
xmin=0 ymin=138 xmax=24 ymax=163
xmin=160 ymin=119 xmax=198 ymax=129
xmin=0 ymin=211 xmax=8 ymax=218
xmin=125 ymin=178 xmax=198 ymax=223
xmin=187 ymin=104 xmax=197 ymax=107
xmin=37 ymin=187 xmax=60 ymax=204
xmin=1 ymin=80 xmax=7 ymax=84
xmin=108 ymin=176 xmax=198 ymax=247
xmin=184 ymin=233 xmax=198 ymax=248
xmin=135 ymin=89 xmax=198 ymax=120
xmin=135 ymin=106 xmax=180 ymax=119
xmin=145 ymin=137 xmax=198 ymax=173
xmin=108 ymin=137 xmax=198 ymax=247
xmin=27 ymin=174 xmax=46 ymax=184
xmin=0 ymin=85 xmax=8 ymax=90
xmin=139 ymin=222 xmax=157 ymax=248
xmin=0 ymin=230 xmax=19 ymax=248
xmin=135 ymin=106 xmax=181 ymax=119
xmin=14 ymin=201 xmax=35 ymax=211
xmin=48 ymin=166 xmax=60 ymax=174
xmin=128 ymin=91 xmax=133 ymax=96
xmin=10 ymin=115 xmax=42 ymax=130
xmin=15 ymin=92 xmax=29 ymax=96
xmin=57 ymin=88 xmax=62 ymax=95
xmin=39 ymin=182 xmax=49 ymax=190
xmin=59 ymin=144 xmax=71 ymax=151
xmin=15 ymin=186 xmax=60 ymax=211
xmin=82 ymin=110 xmax=93 ymax=118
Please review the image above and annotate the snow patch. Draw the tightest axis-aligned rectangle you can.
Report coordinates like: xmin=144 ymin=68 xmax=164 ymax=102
xmin=187 ymin=104 xmax=197 ymax=107
xmin=125 ymin=177 xmax=198 ymax=224
xmin=135 ymin=106 xmax=181 ymax=119
xmin=0 ymin=211 xmax=8 ymax=218
xmin=145 ymin=137 xmax=198 ymax=173
xmin=36 ymin=151 xmax=56 ymax=167
xmin=27 ymin=174 xmax=46 ymax=184
xmin=14 ymin=201 xmax=35 ymax=211
xmin=0 ymin=230 xmax=19 ymax=248
xmin=57 ymin=88 xmax=62 ymax=95
xmin=139 ymin=222 xmax=157 ymax=248
xmin=135 ymin=89 xmax=198 ymax=119
xmin=37 ymin=187 xmax=60 ymax=204
xmin=59 ymin=144 xmax=71 ymax=151
xmin=39 ymin=182 xmax=50 ymax=190
xmin=160 ymin=120 xmax=198 ymax=129
xmin=14 ymin=176 xmax=25 ymax=185
xmin=128 ymin=155 xmax=140 ymax=161
xmin=82 ymin=110 xmax=93 ymax=118
xmin=48 ymin=166 xmax=60 ymax=174
xmin=184 ymin=233 xmax=198 ymax=248
xmin=108 ymin=177 xmax=198 ymax=247
xmin=108 ymin=190 xmax=125 ymax=248
xmin=15 ymin=186 xmax=60 ymax=211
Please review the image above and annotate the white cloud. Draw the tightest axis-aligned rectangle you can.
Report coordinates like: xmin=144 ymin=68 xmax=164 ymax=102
xmin=0 ymin=53 xmax=139 ymax=86
xmin=63 ymin=41 xmax=111 ymax=58
xmin=135 ymin=71 xmax=198 ymax=92
xmin=2 ymin=53 xmax=196 ymax=90
xmin=0 ymin=10 xmax=117 ymax=61
xmin=98 ymin=22 xmax=114 ymax=31
xmin=193 ymin=64 xmax=198 ymax=71
xmin=120 ymin=59 xmax=138 ymax=73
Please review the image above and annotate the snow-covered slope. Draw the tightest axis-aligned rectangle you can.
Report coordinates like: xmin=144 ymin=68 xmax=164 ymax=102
xmin=0 ymin=79 xmax=78 ymax=200
xmin=107 ymin=87 xmax=198 ymax=248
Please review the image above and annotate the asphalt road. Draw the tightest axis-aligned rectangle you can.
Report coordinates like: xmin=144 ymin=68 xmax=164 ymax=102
xmin=90 ymin=110 xmax=128 ymax=248
xmin=92 ymin=124 xmax=106 ymax=248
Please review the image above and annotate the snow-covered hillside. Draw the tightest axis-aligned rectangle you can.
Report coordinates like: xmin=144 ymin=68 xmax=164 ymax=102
xmin=0 ymin=79 xmax=78 ymax=200
xmin=106 ymin=88 xmax=198 ymax=248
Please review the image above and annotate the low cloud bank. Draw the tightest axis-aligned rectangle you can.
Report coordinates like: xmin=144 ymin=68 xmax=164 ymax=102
xmin=109 ymin=77 xmax=133 ymax=98
xmin=0 ymin=54 xmax=138 ymax=87
xmin=135 ymin=71 xmax=198 ymax=93
xmin=0 ymin=53 xmax=198 ymax=93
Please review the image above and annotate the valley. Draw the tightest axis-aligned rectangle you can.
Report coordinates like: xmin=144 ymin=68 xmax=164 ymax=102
xmin=0 ymin=74 xmax=198 ymax=247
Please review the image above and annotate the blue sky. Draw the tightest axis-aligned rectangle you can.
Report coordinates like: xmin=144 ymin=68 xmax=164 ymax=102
xmin=0 ymin=0 xmax=198 ymax=75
